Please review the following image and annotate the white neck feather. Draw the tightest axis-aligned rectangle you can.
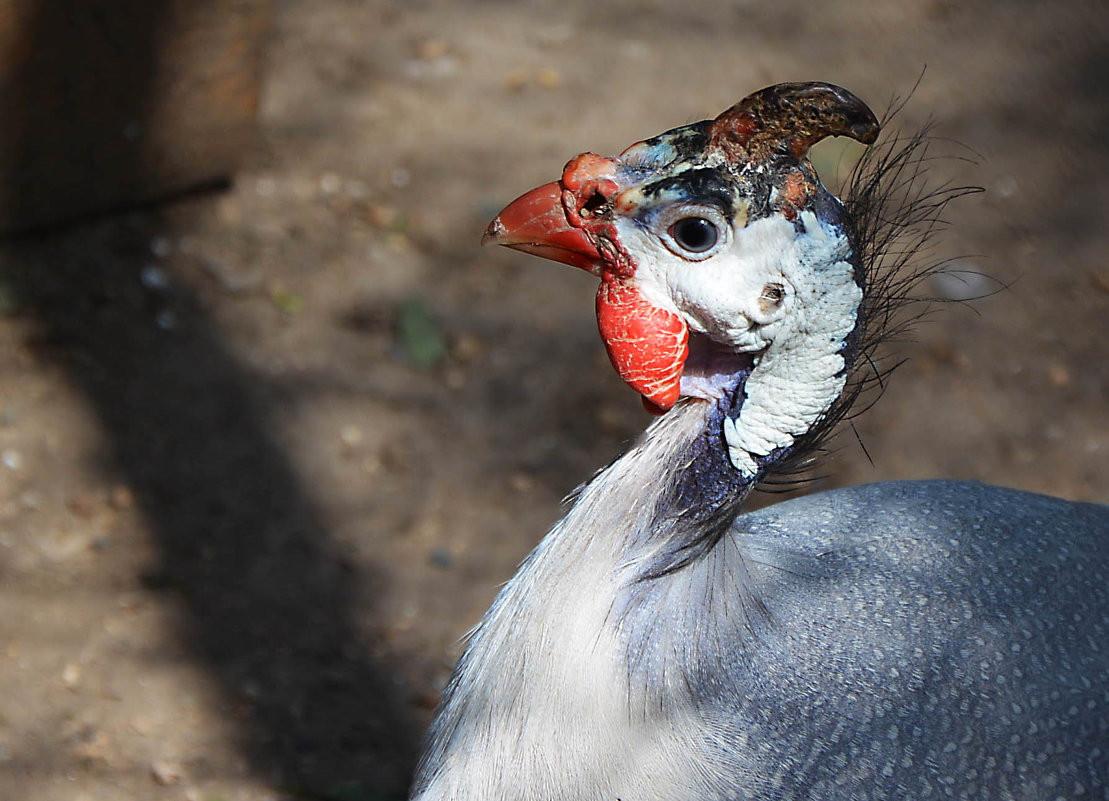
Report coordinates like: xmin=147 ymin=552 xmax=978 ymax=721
xmin=410 ymin=403 xmax=729 ymax=801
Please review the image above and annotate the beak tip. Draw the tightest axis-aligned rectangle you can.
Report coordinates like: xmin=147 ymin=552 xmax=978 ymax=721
xmin=481 ymin=180 xmax=601 ymax=270
xmin=480 ymin=217 xmax=505 ymax=247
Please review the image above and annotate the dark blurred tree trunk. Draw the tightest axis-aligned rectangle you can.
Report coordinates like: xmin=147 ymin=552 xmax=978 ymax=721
xmin=0 ymin=0 xmax=270 ymax=233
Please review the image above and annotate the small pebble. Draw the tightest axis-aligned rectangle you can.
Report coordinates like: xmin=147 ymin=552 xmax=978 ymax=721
xmin=150 ymin=237 xmax=172 ymax=258
xmin=109 ymin=485 xmax=135 ymax=510
xmin=405 ymin=59 xmax=457 ymax=80
xmin=367 ymin=203 xmax=400 ymax=229
xmin=416 ymin=38 xmax=450 ymax=61
xmin=510 ymin=472 xmax=534 ymax=493
xmin=67 ymin=491 xmax=99 ymax=520
xmin=1047 ymin=364 xmax=1071 ymax=389
xmin=2 ymin=449 xmax=21 ymax=471
xmin=385 ymin=231 xmax=412 ymax=253
xmin=451 ymin=332 xmax=483 ymax=363
xmin=140 ymin=265 xmax=170 ymax=292
xmin=536 ymin=67 xmax=563 ymax=89
xmin=255 ymin=177 xmax=277 ymax=198
xmin=391 ymin=168 xmax=411 ymax=188
xmin=151 ymin=760 xmax=182 ymax=786
xmin=340 ymin=425 xmax=364 ymax=449
xmin=504 ymin=68 xmax=529 ymax=91
xmin=63 ymin=662 xmax=81 ymax=688
xmin=428 ymin=548 xmax=454 ymax=569
xmin=320 ymin=172 xmax=343 ymax=195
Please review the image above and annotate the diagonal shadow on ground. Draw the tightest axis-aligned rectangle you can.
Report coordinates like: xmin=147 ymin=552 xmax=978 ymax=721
xmin=1 ymin=1 xmax=418 ymax=795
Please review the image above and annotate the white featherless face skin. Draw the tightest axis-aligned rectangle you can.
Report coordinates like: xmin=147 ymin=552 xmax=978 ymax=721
xmin=613 ymin=207 xmax=862 ymax=477
xmin=481 ymin=82 xmax=882 ymax=437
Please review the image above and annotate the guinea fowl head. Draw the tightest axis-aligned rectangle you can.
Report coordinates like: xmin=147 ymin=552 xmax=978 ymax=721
xmin=485 ymin=82 xmax=881 ymax=480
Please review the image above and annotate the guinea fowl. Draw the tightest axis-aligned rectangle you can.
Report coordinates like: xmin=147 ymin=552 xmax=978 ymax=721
xmin=410 ymin=83 xmax=1109 ymax=800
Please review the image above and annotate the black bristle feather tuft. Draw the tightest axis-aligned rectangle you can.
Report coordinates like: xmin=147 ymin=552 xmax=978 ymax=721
xmin=755 ymin=98 xmax=985 ymax=495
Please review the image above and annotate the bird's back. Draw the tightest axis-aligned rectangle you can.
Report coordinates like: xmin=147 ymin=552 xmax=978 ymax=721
xmin=695 ymin=480 xmax=1108 ymax=799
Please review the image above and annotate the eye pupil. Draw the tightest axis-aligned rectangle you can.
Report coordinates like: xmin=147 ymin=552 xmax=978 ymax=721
xmin=669 ymin=217 xmax=718 ymax=253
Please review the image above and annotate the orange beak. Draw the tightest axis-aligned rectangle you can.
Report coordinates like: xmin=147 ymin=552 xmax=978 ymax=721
xmin=482 ymin=176 xmax=689 ymax=413
xmin=481 ymin=182 xmax=603 ymax=275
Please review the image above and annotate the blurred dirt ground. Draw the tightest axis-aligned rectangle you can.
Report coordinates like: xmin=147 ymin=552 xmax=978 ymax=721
xmin=0 ymin=1 xmax=1107 ymax=799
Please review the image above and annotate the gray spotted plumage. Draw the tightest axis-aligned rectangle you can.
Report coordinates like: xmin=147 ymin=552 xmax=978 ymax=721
xmin=642 ymin=480 xmax=1109 ymax=800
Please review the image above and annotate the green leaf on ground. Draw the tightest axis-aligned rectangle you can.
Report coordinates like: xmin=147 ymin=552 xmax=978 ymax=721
xmin=397 ymin=298 xmax=446 ymax=369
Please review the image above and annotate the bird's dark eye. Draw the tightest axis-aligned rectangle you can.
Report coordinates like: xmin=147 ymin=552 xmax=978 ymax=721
xmin=668 ymin=217 xmax=718 ymax=253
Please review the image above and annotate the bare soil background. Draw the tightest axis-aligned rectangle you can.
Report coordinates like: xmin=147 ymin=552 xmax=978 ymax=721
xmin=0 ymin=1 xmax=1106 ymax=799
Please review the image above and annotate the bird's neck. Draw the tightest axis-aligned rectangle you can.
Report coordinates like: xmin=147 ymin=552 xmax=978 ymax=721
xmin=502 ymin=397 xmax=752 ymax=589
xmin=411 ymin=400 xmax=750 ymax=799
xmin=615 ymin=397 xmax=755 ymax=576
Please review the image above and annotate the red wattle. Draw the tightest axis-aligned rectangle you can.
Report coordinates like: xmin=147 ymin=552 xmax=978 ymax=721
xmin=595 ymin=277 xmax=688 ymax=411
